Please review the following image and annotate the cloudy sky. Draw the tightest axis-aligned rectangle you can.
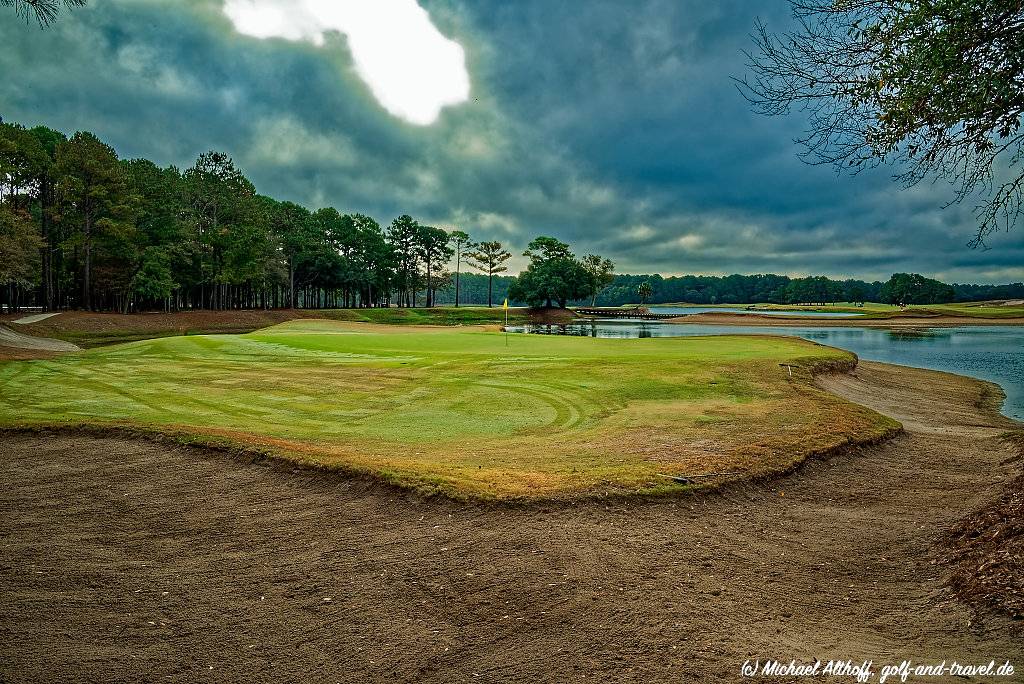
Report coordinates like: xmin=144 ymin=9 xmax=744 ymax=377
xmin=3 ymin=0 xmax=1021 ymax=282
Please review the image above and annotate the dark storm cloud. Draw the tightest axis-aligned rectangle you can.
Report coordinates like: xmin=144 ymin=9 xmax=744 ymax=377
xmin=2 ymin=0 xmax=1020 ymax=282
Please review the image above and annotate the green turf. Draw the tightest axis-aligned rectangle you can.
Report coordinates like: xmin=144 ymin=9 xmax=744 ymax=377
xmin=911 ymin=303 xmax=1024 ymax=318
xmin=0 ymin=319 xmax=897 ymax=498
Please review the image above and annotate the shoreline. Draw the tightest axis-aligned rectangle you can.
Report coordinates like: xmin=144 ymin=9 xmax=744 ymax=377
xmin=662 ymin=311 xmax=1024 ymax=326
xmin=653 ymin=313 xmax=1021 ymax=422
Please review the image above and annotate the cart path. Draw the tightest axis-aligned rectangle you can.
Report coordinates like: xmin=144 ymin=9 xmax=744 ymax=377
xmin=1 ymin=361 xmax=1021 ymax=683
xmin=0 ymin=323 xmax=79 ymax=351
xmin=11 ymin=312 xmax=62 ymax=325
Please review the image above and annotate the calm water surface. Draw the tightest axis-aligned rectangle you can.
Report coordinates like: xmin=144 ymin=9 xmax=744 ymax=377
xmin=507 ymin=322 xmax=1024 ymax=421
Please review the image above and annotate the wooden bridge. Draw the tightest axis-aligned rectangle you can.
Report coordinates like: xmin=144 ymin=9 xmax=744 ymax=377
xmin=574 ymin=308 xmax=680 ymax=320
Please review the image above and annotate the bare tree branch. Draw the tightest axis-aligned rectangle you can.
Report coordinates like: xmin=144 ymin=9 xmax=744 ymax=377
xmin=736 ymin=0 xmax=1024 ymax=247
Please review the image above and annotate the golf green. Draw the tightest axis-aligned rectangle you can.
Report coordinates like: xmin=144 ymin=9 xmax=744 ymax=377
xmin=0 ymin=320 xmax=897 ymax=498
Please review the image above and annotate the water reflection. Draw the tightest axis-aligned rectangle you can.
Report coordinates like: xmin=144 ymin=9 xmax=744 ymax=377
xmin=529 ymin=322 xmax=661 ymax=338
xmin=649 ymin=306 xmax=865 ymax=317
xmin=884 ymin=329 xmax=941 ymax=340
xmin=506 ymin=322 xmax=1024 ymax=420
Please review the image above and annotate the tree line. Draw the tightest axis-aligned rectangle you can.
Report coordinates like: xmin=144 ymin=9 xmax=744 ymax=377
xmin=0 ymin=119 xmax=611 ymax=312
xmin=3 ymin=118 xmax=1020 ymax=314
xmin=591 ymin=273 xmax=1022 ymax=308
xmin=432 ymin=273 xmax=1023 ymax=308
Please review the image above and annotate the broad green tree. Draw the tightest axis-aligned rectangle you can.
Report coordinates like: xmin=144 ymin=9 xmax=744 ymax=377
xmin=881 ymin=273 xmax=955 ymax=307
xmin=468 ymin=240 xmax=512 ymax=307
xmin=429 ymin=267 xmax=453 ymax=309
xmin=522 ymin=235 xmax=573 ymax=262
xmin=509 ymin=236 xmax=590 ymax=308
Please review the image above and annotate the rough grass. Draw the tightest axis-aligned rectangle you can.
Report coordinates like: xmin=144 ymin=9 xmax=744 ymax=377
xmin=0 ymin=319 xmax=898 ymax=499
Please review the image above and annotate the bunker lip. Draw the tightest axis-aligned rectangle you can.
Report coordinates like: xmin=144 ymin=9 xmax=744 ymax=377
xmin=0 ymin=418 xmax=903 ymax=508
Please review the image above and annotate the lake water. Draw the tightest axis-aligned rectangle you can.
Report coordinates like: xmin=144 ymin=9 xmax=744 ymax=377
xmin=506 ymin=322 xmax=1024 ymax=421
xmin=648 ymin=306 xmax=864 ymax=317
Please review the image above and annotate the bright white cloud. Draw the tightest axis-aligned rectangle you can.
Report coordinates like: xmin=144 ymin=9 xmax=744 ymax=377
xmin=222 ymin=0 xmax=470 ymax=125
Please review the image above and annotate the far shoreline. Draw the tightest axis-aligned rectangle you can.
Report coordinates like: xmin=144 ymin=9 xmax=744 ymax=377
xmin=661 ymin=312 xmax=1024 ymax=327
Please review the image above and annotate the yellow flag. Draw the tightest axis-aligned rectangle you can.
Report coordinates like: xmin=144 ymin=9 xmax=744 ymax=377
xmin=503 ymin=298 xmax=509 ymax=309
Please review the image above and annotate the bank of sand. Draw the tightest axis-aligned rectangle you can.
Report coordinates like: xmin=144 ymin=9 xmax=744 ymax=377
xmin=0 ymin=361 xmax=1021 ymax=683
xmin=665 ymin=312 xmax=1024 ymax=326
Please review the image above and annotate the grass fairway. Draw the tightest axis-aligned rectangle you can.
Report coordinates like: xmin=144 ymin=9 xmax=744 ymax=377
xmin=0 ymin=320 xmax=897 ymax=499
xmin=915 ymin=302 xmax=1024 ymax=318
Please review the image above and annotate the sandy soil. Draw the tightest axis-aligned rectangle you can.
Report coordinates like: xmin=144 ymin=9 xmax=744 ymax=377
xmin=665 ymin=312 xmax=1024 ymax=327
xmin=1 ymin=362 xmax=1022 ymax=683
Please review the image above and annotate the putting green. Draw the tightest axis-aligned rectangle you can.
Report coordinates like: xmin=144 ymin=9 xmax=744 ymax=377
xmin=0 ymin=320 xmax=897 ymax=498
